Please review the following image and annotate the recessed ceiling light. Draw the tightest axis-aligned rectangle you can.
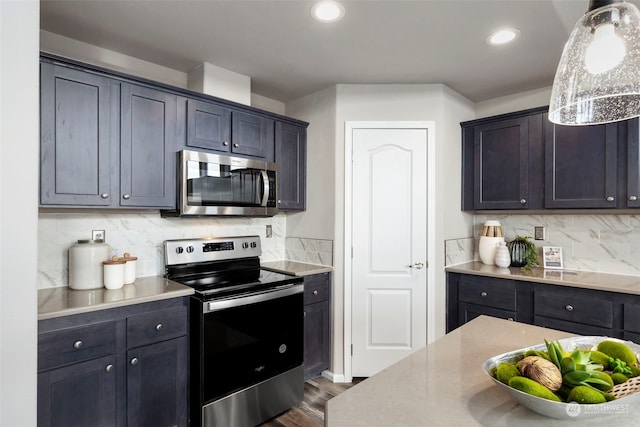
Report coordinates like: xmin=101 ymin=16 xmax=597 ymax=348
xmin=486 ymin=28 xmax=521 ymax=46
xmin=311 ymin=1 xmax=345 ymax=23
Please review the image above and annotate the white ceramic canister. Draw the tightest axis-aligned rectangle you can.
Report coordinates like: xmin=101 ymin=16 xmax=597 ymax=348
xmin=103 ymin=256 xmax=126 ymax=290
xmin=120 ymin=252 xmax=138 ymax=285
xmin=69 ymin=239 xmax=113 ymax=290
xmin=478 ymin=220 xmax=505 ymax=265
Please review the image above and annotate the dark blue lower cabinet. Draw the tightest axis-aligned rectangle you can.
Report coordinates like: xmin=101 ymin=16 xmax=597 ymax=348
xmin=37 ymin=355 xmax=117 ymax=427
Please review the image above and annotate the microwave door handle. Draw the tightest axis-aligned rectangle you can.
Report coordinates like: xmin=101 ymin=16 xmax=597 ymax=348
xmin=260 ymin=170 xmax=269 ymax=207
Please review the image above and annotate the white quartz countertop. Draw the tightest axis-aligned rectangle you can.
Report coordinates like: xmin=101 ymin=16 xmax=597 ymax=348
xmin=38 ymin=276 xmax=194 ymax=320
xmin=325 ymin=316 xmax=640 ymax=426
xmin=261 ymin=260 xmax=333 ymax=277
xmin=446 ymin=261 xmax=640 ymax=296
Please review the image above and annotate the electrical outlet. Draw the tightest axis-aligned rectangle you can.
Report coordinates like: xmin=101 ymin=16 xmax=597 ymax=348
xmin=265 ymin=225 xmax=273 ymax=238
xmin=92 ymin=230 xmax=105 ymax=241
xmin=534 ymin=226 xmax=545 ymax=241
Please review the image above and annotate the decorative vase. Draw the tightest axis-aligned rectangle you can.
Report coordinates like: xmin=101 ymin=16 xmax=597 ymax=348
xmin=508 ymin=240 xmax=528 ymax=267
xmin=494 ymin=241 xmax=511 ymax=268
xmin=479 ymin=236 xmax=504 ymax=265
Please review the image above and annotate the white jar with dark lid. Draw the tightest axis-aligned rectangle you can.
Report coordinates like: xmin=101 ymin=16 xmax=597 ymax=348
xmin=68 ymin=239 xmax=112 ymax=290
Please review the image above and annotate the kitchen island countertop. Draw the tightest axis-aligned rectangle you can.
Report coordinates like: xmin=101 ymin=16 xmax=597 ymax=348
xmin=261 ymin=260 xmax=332 ymax=277
xmin=326 ymin=316 xmax=640 ymax=426
xmin=38 ymin=276 xmax=194 ymax=320
xmin=446 ymin=261 xmax=640 ymax=296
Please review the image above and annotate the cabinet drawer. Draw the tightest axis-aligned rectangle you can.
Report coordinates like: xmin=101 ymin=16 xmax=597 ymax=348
xmin=534 ymin=286 xmax=613 ymax=328
xmin=38 ymin=321 xmax=116 ymax=372
xmin=127 ymin=307 xmax=187 ymax=348
xmin=304 ymin=274 xmax=330 ymax=304
xmin=534 ymin=315 xmax=612 ymax=337
xmin=624 ymin=303 xmax=640 ymax=334
xmin=458 ymin=302 xmax=516 ymax=325
xmin=458 ymin=276 xmax=515 ymax=311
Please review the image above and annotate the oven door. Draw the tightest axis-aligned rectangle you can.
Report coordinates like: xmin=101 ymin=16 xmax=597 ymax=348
xmin=201 ymin=284 xmax=303 ymax=403
xmin=179 ymin=149 xmax=277 ymax=216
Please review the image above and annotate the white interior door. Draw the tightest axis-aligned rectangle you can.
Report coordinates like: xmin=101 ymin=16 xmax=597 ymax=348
xmin=351 ymin=126 xmax=428 ymax=377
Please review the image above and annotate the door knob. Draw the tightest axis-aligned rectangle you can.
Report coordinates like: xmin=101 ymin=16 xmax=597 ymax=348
xmin=412 ymin=262 xmax=425 ymax=269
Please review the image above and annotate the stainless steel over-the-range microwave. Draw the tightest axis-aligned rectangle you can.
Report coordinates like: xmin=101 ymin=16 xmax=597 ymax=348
xmin=163 ymin=149 xmax=278 ymax=217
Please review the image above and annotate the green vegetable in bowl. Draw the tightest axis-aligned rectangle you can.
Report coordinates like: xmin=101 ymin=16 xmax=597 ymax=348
xmin=567 ymin=386 xmax=606 ymax=404
xmin=596 ymin=340 xmax=637 ymax=367
xmin=508 ymin=376 xmax=562 ymax=402
xmin=496 ymin=362 xmax=520 ymax=385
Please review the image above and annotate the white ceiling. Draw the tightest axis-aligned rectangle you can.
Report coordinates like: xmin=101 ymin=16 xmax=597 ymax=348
xmin=39 ymin=0 xmax=639 ymax=103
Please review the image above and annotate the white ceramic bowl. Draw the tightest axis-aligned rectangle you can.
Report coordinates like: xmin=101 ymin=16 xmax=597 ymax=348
xmin=482 ymin=336 xmax=640 ymax=420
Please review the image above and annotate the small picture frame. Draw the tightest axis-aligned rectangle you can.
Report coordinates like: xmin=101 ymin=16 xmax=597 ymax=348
xmin=543 ymin=246 xmax=563 ymax=269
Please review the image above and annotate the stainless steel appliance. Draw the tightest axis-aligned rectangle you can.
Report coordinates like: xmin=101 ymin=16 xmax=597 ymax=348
xmin=164 ymin=236 xmax=303 ymax=427
xmin=163 ymin=150 xmax=278 ymax=217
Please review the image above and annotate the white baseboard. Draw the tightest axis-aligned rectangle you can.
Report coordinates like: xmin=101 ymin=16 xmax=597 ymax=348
xmin=321 ymin=370 xmax=347 ymax=383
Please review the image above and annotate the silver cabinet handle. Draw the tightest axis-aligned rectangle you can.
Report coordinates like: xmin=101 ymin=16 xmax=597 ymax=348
xmin=481 ymin=291 xmax=488 ymax=298
xmin=130 ymin=357 xmax=139 ymax=366
xmin=507 ymin=317 xmax=514 ymax=321
xmin=73 ymin=340 xmax=83 ymax=349
xmin=233 ymin=143 xmax=239 ymax=148
xmin=155 ymin=323 xmax=163 ymax=331
xmin=313 ymin=290 xmax=318 ymax=296
xmin=565 ymin=304 xmax=574 ymax=312
xmin=606 ymin=196 xmax=615 ymax=202
xmin=122 ymin=194 xmax=130 ymax=200
xmin=630 ymin=196 xmax=638 ymax=201
xmin=223 ymin=141 xmax=229 ymax=146
xmin=520 ymin=198 xmax=526 ymax=204
xmin=101 ymin=193 xmax=109 ymax=199
xmin=105 ymin=364 xmax=114 ymax=373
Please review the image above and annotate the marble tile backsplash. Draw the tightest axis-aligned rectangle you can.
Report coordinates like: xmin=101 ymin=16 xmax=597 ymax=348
xmin=38 ymin=212 xmax=286 ymax=289
xmin=474 ymin=214 xmax=640 ymax=276
xmin=285 ymin=237 xmax=333 ymax=266
xmin=445 ymin=237 xmax=475 ymax=266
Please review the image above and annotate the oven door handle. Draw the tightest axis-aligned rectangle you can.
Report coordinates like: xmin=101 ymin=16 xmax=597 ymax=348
xmin=204 ymin=283 xmax=303 ymax=313
xmin=260 ymin=170 xmax=269 ymax=207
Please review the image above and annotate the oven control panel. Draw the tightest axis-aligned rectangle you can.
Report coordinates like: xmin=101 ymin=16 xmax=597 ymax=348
xmin=164 ymin=236 xmax=261 ymax=265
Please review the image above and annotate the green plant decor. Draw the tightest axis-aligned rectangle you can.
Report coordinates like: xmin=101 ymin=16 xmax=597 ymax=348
xmin=511 ymin=235 xmax=539 ymax=270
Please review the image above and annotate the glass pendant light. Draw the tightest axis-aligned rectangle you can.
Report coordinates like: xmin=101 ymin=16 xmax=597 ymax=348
xmin=549 ymin=0 xmax=640 ymax=125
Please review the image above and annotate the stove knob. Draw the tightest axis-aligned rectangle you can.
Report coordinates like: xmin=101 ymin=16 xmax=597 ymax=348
xmin=175 ymin=247 xmax=184 ymax=254
xmin=186 ymin=246 xmax=195 ymax=253
xmin=242 ymin=242 xmax=249 ymax=249
xmin=250 ymin=242 xmax=257 ymax=248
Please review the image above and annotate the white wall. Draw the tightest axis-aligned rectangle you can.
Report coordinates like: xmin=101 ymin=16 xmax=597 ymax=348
xmin=286 ymin=84 xmax=474 ymax=378
xmin=475 ymin=86 xmax=551 ymax=118
xmin=0 ymin=1 xmax=39 ymax=425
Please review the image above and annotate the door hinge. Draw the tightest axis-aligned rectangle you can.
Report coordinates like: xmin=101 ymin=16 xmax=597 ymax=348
xmin=351 ymin=246 xmax=353 ymax=258
xmin=351 ymin=344 xmax=353 ymax=356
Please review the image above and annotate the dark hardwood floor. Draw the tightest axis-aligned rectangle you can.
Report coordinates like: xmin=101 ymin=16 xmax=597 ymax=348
xmin=260 ymin=376 xmax=365 ymax=427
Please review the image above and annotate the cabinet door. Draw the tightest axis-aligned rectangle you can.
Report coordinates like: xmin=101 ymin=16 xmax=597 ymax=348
xmin=120 ymin=83 xmax=177 ymax=208
xmin=458 ymin=302 xmax=516 ymax=325
xmin=127 ymin=337 xmax=188 ymax=427
xmin=38 ymin=355 xmax=116 ymax=427
xmin=231 ymin=111 xmax=274 ymax=159
xmin=275 ymin=122 xmax=307 ymax=210
xmin=186 ymin=98 xmax=232 ymax=152
xmin=304 ymin=301 xmax=330 ymax=380
xmin=40 ymin=63 xmax=117 ymax=206
xmin=626 ymin=118 xmax=640 ymax=207
xmin=473 ymin=116 xmax=530 ymax=209
xmin=545 ymin=121 xmax=618 ymax=208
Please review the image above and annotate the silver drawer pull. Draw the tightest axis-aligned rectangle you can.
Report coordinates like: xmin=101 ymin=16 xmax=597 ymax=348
xmin=122 ymin=194 xmax=130 ymax=200
xmin=507 ymin=317 xmax=514 ymax=321
xmin=481 ymin=291 xmax=488 ymax=298
xmin=630 ymin=196 xmax=638 ymax=201
xmin=101 ymin=193 xmax=109 ymax=199
xmin=565 ymin=304 xmax=574 ymax=312
xmin=105 ymin=364 xmax=114 ymax=373
xmin=606 ymin=196 xmax=615 ymax=202
xmin=73 ymin=340 xmax=83 ymax=350
xmin=520 ymin=198 xmax=526 ymax=204
xmin=223 ymin=141 xmax=229 ymax=146
xmin=313 ymin=290 xmax=318 ymax=296
xmin=233 ymin=143 xmax=239 ymax=148
xmin=130 ymin=357 xmax=139 ymax=366
xmin=155 ymin=323 xmax=164 ymax=331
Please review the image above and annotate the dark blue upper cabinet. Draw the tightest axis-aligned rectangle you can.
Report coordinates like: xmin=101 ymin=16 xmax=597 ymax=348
xmin=120 ymin=83 xmax=177 ymax=208
xmin=545 ymin=120 xmax=618 ymax=209
xmin=275 ymin=122 xmax=307 ymax=211
xmin=232 ymin=111 xmax=275 ymax=160
xmin=40 ymin=62 xmax=117 ymax=206
xmin=185 ymin=98 xmax=232 ymax=153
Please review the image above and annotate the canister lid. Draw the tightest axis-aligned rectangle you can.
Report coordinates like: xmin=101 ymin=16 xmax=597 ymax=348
xmin=77 ymin=239 xmax=106 ymax=244
xmin=103 ymin=255 xmax=125 ymax=265
xmin=483 ymin=220 xmax=502 ymax=226
xmin=121 ymin=252 xmax=138 ymax=261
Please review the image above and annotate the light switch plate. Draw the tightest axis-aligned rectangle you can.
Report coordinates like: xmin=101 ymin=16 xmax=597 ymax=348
xmin=534 ymin=226 xmax=545 ymax=240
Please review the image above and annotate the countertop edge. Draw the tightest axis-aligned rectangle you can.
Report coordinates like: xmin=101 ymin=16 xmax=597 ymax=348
xmin=262 ymin=260 xmax=333 ymax=277
xmin=445 ymin=261 xmax=640 ymax=295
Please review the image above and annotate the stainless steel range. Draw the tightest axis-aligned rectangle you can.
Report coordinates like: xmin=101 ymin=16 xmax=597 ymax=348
xmin=164 ymin=236 xmax=304 ymax=427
